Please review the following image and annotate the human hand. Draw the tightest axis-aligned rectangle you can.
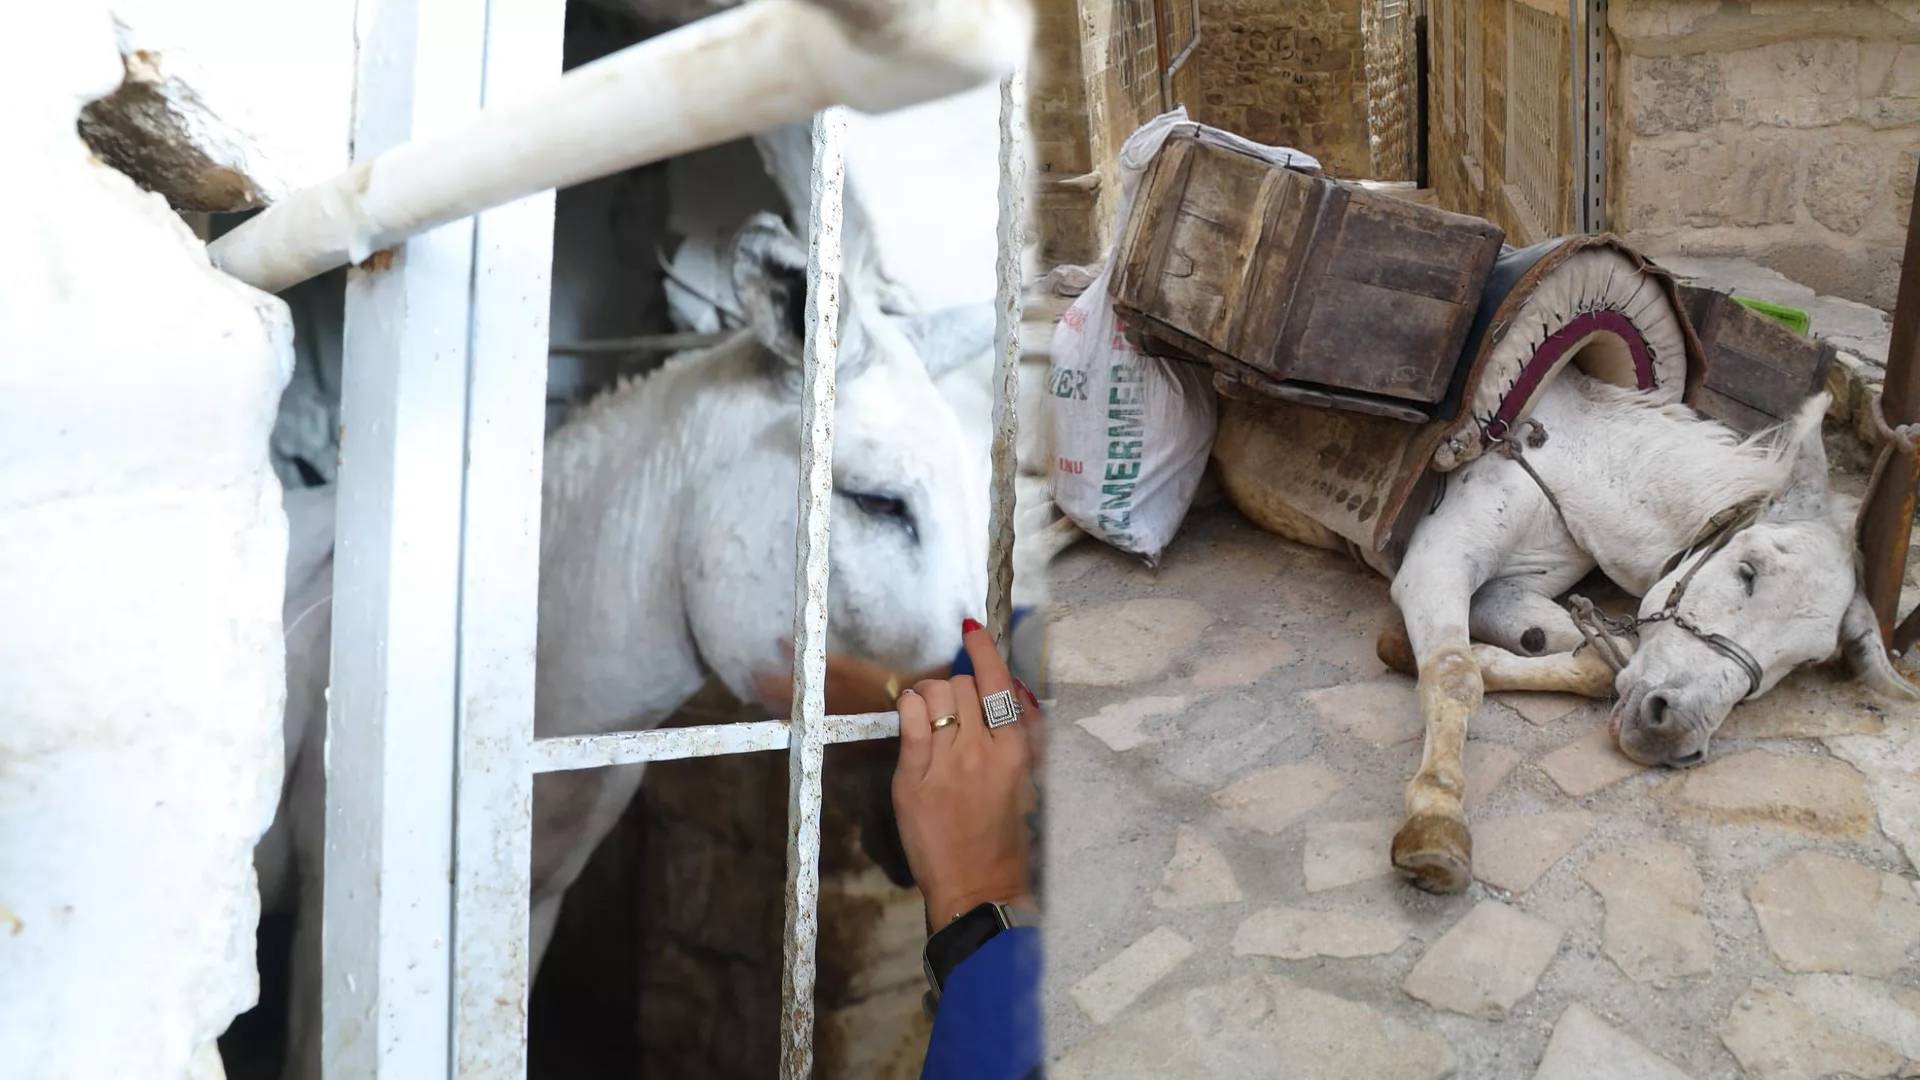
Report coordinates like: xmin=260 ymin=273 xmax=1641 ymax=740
xmin=892 ymin=619 xmax=1042 ymax=932
xmin=752 ymin=641 xmax=949 ymax=718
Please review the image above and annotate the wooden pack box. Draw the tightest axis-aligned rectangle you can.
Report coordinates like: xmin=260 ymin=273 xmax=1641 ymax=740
xmin=1110 ymin=125 xmax=1506 ymax=422
xmin=1678 ymin=283 xmax=1837 ymax=436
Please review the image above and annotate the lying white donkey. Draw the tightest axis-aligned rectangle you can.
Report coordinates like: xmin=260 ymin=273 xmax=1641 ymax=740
xmin=265 ymin=211 xmax=987 ymax=1075
xmin=1218 ymin=370 xmax=1917 ymax=894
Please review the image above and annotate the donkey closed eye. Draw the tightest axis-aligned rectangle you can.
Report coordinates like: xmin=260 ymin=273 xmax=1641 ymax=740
xmin=843 ymin=490 xmax=919 ymax=542
xmin=1737 ymin=561 xmax=1757 ymax=596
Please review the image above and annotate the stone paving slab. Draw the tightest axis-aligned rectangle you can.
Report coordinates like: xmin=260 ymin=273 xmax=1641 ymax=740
xmin=1659 ymin=750 xmax=1875 ymax=838
xmin=1051 ymin=598 xmax=1215 ymax=686
xmin=1068 ymin=926 xmax=1195 ymax=1024
xmin=1474 ymin=811 xmax=1596 ymax=895
xmin=1465 ymin=741 xmax=1524 ymax=812
xmin=1151 ymin=826 xmax=1243 ymax=909
xmin=1747 ymin=850 xmax=1920 ymax=977
xmin=1303 ymin=817 xmax=1400 ymax=893
xmin=1303 ymin=677 xmax=1423 ymax=747
xmin=1498 ymin=691 xmax=1587 ymax=727
xmin=1232 ymin=906 xmax=1411 ymax=960
xmin=1402 ymin=901 xmax=1564 ymax=1019
xmin=1052 ymin=973 xmax=1457 ymax=1080
xmin=1534 ymin=1003 xmax=1694 ymax=1080
xmin=1582 ymin=842 xmax=1714 ymax=983
xmin=1720 ymin=982 xmax=1907 ymax=1080
xmin=1211 ymin=761 xmax=1345 ymax=836
xmin=1074 ymin=694 xmax=1188 ymax=752
xmin=1539 ymin=726 xmax=1648 ymax=797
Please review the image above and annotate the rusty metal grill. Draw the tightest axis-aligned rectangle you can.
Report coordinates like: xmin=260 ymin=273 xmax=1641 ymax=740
xmin=1506 ymin=1 xmax=1568 ymax=236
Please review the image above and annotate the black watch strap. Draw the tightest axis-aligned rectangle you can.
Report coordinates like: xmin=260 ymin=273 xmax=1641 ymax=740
xmin=922 ymin=901 xmax=1037 ymax=1010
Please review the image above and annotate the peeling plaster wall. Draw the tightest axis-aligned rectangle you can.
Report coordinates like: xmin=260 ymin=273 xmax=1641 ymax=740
xmin=79 ymin=0 xmax=355 ymax=209
xmin=0 ymin=6 xmax=294 ymax=1077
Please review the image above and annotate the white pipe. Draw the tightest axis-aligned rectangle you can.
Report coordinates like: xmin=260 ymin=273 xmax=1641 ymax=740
xmin=208 ymin=0 xmax=1032 ymax=294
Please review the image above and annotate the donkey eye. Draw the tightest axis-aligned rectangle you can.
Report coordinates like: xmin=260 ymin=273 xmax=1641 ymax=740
xmin=1737 ymin=561 xmax=1757 ymax=595
xmin=842 ymin=490 xmax=918 ymax=541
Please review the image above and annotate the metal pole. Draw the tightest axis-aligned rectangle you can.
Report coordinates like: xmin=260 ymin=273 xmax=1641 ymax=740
xmin=208 ymin=0 xmax=1032 ymax=295
xmin=779 ymin=106 xmax=846 ymax=1080
xmin=1585 ymin=0 xmax=1606 ymax=233
xmin=988 ymin=69 xmax=1029 ymax=644
xmin=449 ymin=0 xmax=563 ymax=1074
xmin=322 ymin=0 xmax=485 ymax=1070
xmin=1865 ymin=156 xmax=1920 ymax=649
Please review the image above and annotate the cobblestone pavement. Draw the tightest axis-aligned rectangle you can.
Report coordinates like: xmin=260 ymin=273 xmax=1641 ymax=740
xmin=1043 ymin=497 xmax=1920 ymax=1080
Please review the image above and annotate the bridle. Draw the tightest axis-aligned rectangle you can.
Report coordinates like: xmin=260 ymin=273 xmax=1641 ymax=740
xmin=1484 ymin=417 xmax=1768 ymax=701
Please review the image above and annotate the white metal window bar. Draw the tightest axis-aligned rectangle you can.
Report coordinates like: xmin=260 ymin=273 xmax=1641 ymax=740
xmin=208 ymin=1 xmax=1029 ymax=1075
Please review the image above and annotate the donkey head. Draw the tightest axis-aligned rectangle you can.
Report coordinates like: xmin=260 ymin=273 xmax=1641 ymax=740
xmin=682 ymin=212 xmax=987 ymax=704
xmin=1613 ymin=394 xmax=1919 ymax=766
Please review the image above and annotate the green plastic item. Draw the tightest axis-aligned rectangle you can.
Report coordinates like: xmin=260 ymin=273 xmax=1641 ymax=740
xmin=1730 ymin=294 xmax=1810 ymax=336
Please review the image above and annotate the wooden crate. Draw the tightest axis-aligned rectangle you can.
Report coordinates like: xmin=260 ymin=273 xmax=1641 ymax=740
xmin=1110 ymin=125 xmax=1505 ymax=421
xmin=1678 ymin=283 xmax=1837 ymax=435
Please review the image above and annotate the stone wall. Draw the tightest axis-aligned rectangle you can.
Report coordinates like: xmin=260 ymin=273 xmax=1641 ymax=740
xmin=1190 ymin=0 xmax=1373 ymax=178
xmin=1612 ymin=0 xmax=1920 ymax=311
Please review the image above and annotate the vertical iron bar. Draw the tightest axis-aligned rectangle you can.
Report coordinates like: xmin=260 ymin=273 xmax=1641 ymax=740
xmin=988 ymin=70 xmax=1029 ymax=644
xmin=1568 ymin=0 xmax=1585 ymax=232
xmin=449 ymin=0 xmax=564 ymax=1073
xmin=779 ymin=106 xmax=846 ymax=1080
xmin=1585 ymin=0 xmax=1606 ymax=233
xmin=1862 ymin=155 xmax=1920 ymax=646
xmin=322 ymin=0 xmax=483 ymax=1072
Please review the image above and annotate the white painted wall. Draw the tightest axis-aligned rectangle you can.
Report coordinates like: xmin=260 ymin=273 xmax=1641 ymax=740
xmin=0 ymin=6 xmax=295 ymax=1077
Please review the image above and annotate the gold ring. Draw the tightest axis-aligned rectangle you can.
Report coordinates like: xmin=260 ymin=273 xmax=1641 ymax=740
xmin=931 ymin=714 xmax=959 ymax=731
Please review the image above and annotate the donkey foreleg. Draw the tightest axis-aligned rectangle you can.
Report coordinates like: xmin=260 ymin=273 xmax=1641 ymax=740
xmin=1474 ymin=643 xmax=1619 ymax=698
xmin=1388 ymin=565 xmax=1483 ymax=894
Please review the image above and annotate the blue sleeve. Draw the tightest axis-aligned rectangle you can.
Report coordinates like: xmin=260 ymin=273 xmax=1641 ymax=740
xmin=920 ymin=926 xmax=1043 ymax=1080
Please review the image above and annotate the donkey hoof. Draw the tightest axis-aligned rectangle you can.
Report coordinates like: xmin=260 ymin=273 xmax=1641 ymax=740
xmin=1376 ymin=619 xmax=1417 ymax=676
xmin=1392 ymin=814 xmax=1473 ymax=894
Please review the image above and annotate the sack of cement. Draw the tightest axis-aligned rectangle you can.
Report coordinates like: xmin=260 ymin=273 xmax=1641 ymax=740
xmin=1047 ymin=272 xmax=1216 ymax=565
xmin=1047 ymin=109 xmax=1224 ymax=565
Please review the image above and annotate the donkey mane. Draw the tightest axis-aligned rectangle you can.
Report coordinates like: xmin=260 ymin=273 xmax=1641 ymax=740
xmin=1570 ymin=374 xmax=1801 ymax=549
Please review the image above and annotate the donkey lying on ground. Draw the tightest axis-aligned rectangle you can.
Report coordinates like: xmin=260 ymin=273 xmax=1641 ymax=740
xmin=263 ymin=212 xmax=987 ymax=1077
xmin=1216 ymin=370 xmax=1917 ymax=894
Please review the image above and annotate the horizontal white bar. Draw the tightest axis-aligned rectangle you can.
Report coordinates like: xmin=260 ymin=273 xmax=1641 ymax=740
xmin=527 ymin=712 xmax=900 ymax=772
xmin=207 ymin=0 xmax=1033 ymax=294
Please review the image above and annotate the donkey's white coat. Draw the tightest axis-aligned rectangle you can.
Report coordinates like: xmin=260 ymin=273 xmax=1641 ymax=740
xmin=264 ymin=217 xmax=987 ymax=1077
xmin=1220 ymin=370 xmax=1915 ymax=893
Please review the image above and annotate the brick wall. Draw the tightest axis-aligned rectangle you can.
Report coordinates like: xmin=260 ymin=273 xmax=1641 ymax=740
xmin=1190 ymin=0 xmax=1373 ymax=178
xmin=1028 ymin=0 xmax=1166 ymax=266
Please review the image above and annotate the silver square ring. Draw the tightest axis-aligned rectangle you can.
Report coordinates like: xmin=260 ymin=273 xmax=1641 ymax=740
xmin=982 ymin=689 xmax=1021 ymax=729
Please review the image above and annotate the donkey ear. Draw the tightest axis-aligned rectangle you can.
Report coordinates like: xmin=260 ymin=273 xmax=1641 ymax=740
xmin=731 ymin=211 xmax=809 ymax=369
xmin=1839 ymin=586 xmax=1920 ymax=700
xmin=1763 ymin=392 xmax=1834 ymax=523
xmin=902 ymin=303 xmax=996 ymax=384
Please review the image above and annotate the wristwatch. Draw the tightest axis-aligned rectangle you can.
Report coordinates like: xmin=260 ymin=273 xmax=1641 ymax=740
xmin=921 ymin=900 xmax=1039 ymax=1013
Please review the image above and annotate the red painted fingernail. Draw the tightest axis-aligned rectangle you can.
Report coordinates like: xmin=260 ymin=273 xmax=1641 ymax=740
xmin=962 ymin=617 xmax=984 ymax=635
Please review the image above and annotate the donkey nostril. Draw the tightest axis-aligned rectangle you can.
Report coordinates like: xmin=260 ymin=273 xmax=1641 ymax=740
xmin=1520 ymin=627 xmax=1546 ymax=654
xmin=1644 ymin=692 xmax=1672 ymax=731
